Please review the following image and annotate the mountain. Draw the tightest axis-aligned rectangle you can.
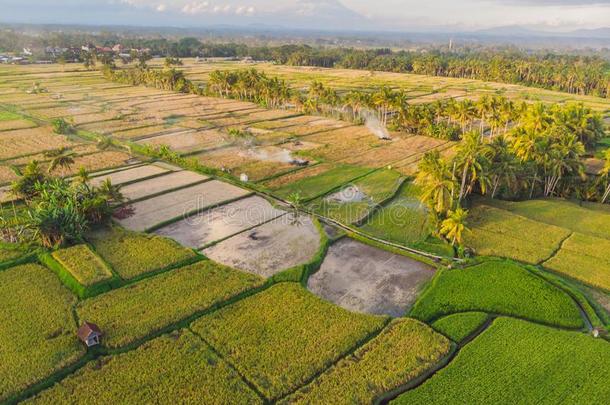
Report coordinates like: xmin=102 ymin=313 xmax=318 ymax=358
xmin=474 ymin=25 xmax=610 ymax=39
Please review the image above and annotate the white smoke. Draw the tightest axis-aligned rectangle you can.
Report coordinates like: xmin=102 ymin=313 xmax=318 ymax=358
xmin=362 ymin=109 xmax=391 ymax=140
xmin=240 ymin=148 xmax=294 ymax=163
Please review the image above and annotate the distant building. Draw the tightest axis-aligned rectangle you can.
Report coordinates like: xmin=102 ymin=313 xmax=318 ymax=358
xmin=112 ymin=44 xmax=124 ymax=53
xmin=77 ymin=322 xmax=103 ymax=347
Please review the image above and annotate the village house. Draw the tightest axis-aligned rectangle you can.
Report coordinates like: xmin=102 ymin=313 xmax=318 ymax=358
xmin=77 ymin=322 xmax=103 ymax=347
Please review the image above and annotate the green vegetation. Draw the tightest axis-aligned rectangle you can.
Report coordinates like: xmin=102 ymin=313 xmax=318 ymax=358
xmin=77 ymin=260 xmax=263 ymax=349
xmin=410 ymin=260 xmax=583 ymax=329
xmin=308 ymin=169 xmax=403 ymax=224
xmin=87 ymin=226 xmax=198 ymax=280
xmin=29 ymin=330 xmax=262 ymax=404
xmin=191 ymin=283 xmax=387 ymax=401
xmin=51 ymin=244 xmax=113 ymax=286
xmin=0 ymin=264 xmax=84 ymax=402
xmin=465 ymin=204 xmax=571 ymax=263
xmin=544 ymin=233 xmax=610 ymax=291
xmin=487 ymin=198 xmax=610 ymax=240
xmin=272 ymin=165 xmax=371 ymax=201
xmin=0 ymin=110 xmax=21 ymax=121
xmin=394 ymin=318 xmax=610 ymax=404
xmin=0 ymin=243 xmax=26 ymax=263
xmin=359 ymin=182 xmax=430 ymax=244
xmin=283 ymin=319 xmax=450 ymax=405
xmin=7 ymin=163 xmax=125 ymax=248
xmin=431 ymin=312 xmax=489 ymax=343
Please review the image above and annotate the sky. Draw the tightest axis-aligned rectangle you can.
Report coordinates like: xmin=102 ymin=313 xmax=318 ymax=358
xmin=2 ymin=0 xmax=609 ymax=32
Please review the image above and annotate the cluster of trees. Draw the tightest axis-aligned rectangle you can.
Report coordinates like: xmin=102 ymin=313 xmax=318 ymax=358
xmin=415 ymin=102 xmax=608 ymax=249
xmin=277 ymin=47 xmax=610 ymax=98
xmin=102 ymin=64 xmax=200 ymax=94
xmin=2 ymin=162 xmax=124 ymax=248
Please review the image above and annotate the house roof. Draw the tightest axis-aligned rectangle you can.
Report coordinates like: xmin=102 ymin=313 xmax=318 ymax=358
xmin=77 ymin=321 xmax=102 ymax=341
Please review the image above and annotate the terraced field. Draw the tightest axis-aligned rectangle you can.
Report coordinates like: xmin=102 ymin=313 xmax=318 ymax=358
xmin=1 ymin=61 xmax=608 ymax=404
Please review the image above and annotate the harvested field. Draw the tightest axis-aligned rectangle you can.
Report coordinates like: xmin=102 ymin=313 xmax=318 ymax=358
xmin=0 ymin=127 xmax=77 ymax=160
xmin=28 ymin=331 xmax=262 ymax=404
xmin=0 ymin=119 xmax=36 ymax=131
xmin=52 ymin=244 xmax=113 ymax=286
xmin=77 ymin=260 xmax=263 ymax=348
xmin=0 ymin=165 xmax=19 ymax=184
xmin=119 ymin=170 xmax=209 ymax=201
xmin=394 ymin=318 xmax=610 ymax=404
xmin=283 ymin=319 xmax=450 ymax=405
xmin=137 ymin=129 xmax=228 ymax=152
xmin=155 ymin=195 xmax=286 ymax=248
xmin=45 ymin=150 xmax=133 ymax=177
xmin=203 ymin=214 xmax=321 ymax=277
xmin=261 ymin=163 xmax=334 ymax=190
xmin=89 ymin=164 xmax=170 ymax=186
xmin=0 ymin=264 xmax=84 ymax=402
xmin=117 ymin=180 xmax=250 ymax=232
xmin=544 ymin=233 xmax=610 ymax=291
xmin=308 ymin=238 xmax=435 ymax=316
xmin=191 ymin=283 xmax=387 ymax=401
xmin=87 ymin=226 xmax=197 ymax=280
xmin=410 ymin=260 xmax=583 ymax=329
xmin=465 ymin=204 xmax=571 ymax=264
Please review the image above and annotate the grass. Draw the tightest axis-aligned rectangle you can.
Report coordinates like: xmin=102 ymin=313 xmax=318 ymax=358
xmin=487 ymin=198 xmax=610 ymax=241
xmin=0 ymin=110 xmax=22 ymax=121
xmin=51 ymin=245 xmax=113 ymax=286
xmin=0 ymin=243 xmax=26 ymax=263
xmin=394 ymin=317 xmax=610 ymax=404
xmin=544 ymin=232 xmax=610 ymax=291
xmin=410 ymin=260 xmax=583 ymax=329
xmin=28 ymin=330 xmax=262 ymax=404
xmin=358 ymin=181 xmax=454 ymax=257
xmin=464 ymin=204 xmax=571 ymax=264
xmin=308 ymin=169 xmax=403 ymax=224
xmin=87 ymin=226 xmax=198 ymax=280
xmin=191 ymin=283 xmax=388 ymax=401
xmin=271 ymin=165 xmax=371 ymax=201
xmin=431 ymin=312 xmax=489 ymax=343
xmin=0 ymin=264 xmax=84 ymax=402
xmin=77 ymin=260 xmax=264 ymax=349
xmin=282 ymin=318 xmax=450 ymax=405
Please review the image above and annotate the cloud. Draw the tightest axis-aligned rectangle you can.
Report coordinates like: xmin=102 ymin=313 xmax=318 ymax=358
xmin=491 ymin=0 xmax=610 ymax=6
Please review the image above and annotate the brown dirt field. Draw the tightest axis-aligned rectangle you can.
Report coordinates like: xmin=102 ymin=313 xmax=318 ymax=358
xmin=154 ymin=195 xmax=286 ymax=248
xmin=138 ymin=129 xmax=227 ymax=153
xmin=120 ymin=171 xmax=209 ymax=201
xmin=117 ymin=180 xmax=250 ymax=232
xmin=0 ymin=119 xmax=37 ymax=132
xmin=89 ymin=164 xmax=170 ymax=186
xmin=203 ymin=213 xmax=321 ymax=278
xmin=308 ymin=238 xmax=435 ymax=317
xmin=0 ymin=127 xmax=77 ymax=160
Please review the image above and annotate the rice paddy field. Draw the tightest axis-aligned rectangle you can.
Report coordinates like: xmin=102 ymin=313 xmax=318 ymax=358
xmin=1 ymin=61 xmax=609 ymax=403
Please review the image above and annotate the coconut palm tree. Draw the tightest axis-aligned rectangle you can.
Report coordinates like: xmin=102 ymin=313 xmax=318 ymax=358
xmin=440 ymin=207 xmax=469 ymax=248
xmin=45 ymin=148 xmax=76 ymax=174
xmin=415 ymin=150 xmax=457 ymax=217
xmin=454 ymin=130 xmax=491 ymax=202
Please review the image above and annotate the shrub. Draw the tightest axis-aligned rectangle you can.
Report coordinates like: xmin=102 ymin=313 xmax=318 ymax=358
xmin=50 ymin=118 xmax=73 ymax=135
xmin=410 ymin=260 xmax=583 ymax=329
xmin=394 ymin=318 xmax=610 ymax=404
xmin=191 ymin=283 xmax=387 ymax=401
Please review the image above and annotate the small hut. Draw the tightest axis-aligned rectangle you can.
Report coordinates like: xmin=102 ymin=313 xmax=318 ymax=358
xmin=77 ymin=322 xmax=103 ymax=347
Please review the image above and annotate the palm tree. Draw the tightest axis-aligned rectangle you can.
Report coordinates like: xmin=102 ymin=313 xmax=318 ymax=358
xmin=45 ymin=149 xmax=76 ymax=174
xmin=601 ymin=149 xmax=610 ymax=204
xmin=440 ymin=207 xmax=469 ymax=247
xmin=454 ymin=131 xmax=491 ymax=202
xmin=488 ymin=136 xmax=519 ymax=198
xmin=415 ymin=151 xmax=457 ymax=217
